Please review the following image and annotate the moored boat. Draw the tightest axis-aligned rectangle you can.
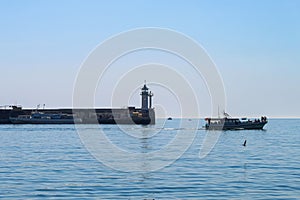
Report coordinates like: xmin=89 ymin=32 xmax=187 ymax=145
xmin=9 ymin=112 xmax=82 ymax=124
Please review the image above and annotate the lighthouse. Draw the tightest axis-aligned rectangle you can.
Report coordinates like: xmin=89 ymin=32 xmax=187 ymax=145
xmin=141 ymin=83 xmax=149 ymax=110
xmin=140 ymin=82 xmax=153 ymax=111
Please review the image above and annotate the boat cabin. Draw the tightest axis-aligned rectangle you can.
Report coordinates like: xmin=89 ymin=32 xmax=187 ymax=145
xmin=205 ymin=117 xmax=241 ymax=125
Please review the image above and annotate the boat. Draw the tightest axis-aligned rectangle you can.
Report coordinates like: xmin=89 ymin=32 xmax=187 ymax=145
xmin=9 ymin=112 xmax=82 ymax=124
xmin=167 ymin=117 xmax=172 ymax=120
xmin=205 ymin=116 xmax=268 ymax=130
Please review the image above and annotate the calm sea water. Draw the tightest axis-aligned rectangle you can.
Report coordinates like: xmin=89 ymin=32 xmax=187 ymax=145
xmin=0 ymin=119 xmax=299 ymax=199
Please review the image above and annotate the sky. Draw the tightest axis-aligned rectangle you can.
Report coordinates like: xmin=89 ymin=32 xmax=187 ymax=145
xmin=0 ymin=0 xmax=299 ymax=118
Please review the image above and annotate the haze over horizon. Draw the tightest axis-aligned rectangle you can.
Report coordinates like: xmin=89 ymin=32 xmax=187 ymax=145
xmin=1 ymin=1 xmax=299 ymax=118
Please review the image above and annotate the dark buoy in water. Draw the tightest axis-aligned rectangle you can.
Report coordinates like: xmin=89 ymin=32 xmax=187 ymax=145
xmin=243 ymin=140 xmax=247 ymax=146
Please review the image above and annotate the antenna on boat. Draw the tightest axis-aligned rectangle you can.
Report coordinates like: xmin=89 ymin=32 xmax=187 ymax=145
xmin=36 ymin=104 xmax=40 ymax=112
xmin=218 ymin=106 xmax=220 ymax=118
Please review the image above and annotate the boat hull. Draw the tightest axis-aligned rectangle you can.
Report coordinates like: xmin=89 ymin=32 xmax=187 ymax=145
xmin=9 ymin=117 xmax=82 ymax=124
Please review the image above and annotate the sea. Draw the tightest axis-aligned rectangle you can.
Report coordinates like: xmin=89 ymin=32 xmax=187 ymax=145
xmin=0 ymin=119 xmax=299 ymax=199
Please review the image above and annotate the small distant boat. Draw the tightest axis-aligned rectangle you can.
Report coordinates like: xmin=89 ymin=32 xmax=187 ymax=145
xmin=167 ymin=117 xmax=172 ymax=120
xmin=9 ymin=112 xmax=82 ymax=124
xmin=205 ymin=116 xmax=268 ymax=130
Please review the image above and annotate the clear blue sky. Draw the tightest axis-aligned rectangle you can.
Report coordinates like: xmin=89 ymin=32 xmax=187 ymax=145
xmin=0 ymin=0 xmax=299 ymax=118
